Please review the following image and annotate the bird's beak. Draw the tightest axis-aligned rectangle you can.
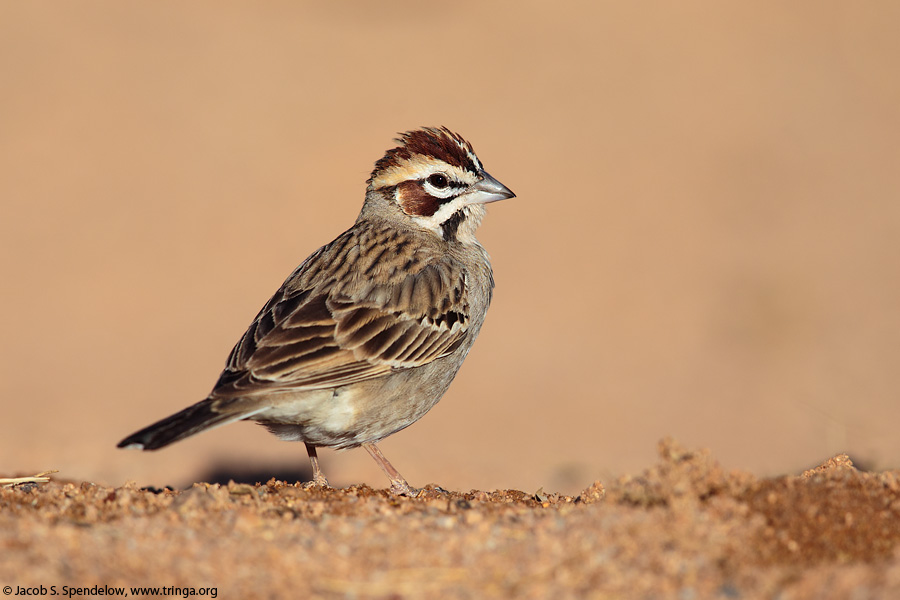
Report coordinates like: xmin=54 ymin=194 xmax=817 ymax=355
xmin=467 ymin=170 xmax=516 ymax=204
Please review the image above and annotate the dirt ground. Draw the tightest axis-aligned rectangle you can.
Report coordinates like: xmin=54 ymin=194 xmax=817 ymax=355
xmin=5 ymin=439 xmax=900 ymax=599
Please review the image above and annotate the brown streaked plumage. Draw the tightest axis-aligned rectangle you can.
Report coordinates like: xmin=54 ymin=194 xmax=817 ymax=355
xmin=118 ymin=127 xmax=514 ymax=494
xmin=216 ymin=222 xmax=470 ymax=393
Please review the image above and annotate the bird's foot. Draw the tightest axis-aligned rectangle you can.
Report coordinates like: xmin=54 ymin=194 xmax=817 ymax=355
xmin=389 ymin=478 xmax=418 ymax=497
xmin=302 ymin=474 xmax=330 ymax=490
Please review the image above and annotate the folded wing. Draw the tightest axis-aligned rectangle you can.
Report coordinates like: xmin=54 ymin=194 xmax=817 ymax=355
xmin=210 ymin=226 xmax=470 ymax=399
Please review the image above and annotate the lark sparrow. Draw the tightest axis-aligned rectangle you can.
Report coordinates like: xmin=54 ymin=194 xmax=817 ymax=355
xmin=118 ymin=127 xmax=514 ymax=494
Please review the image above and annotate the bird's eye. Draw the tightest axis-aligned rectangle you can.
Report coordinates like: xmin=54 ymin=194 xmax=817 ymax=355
xmin=427 ymin=173 xmax=449 ymax=189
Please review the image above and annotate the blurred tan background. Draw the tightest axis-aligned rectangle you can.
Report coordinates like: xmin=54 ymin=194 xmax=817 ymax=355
xmin=2 ymin=2 xmax=898 ymax=495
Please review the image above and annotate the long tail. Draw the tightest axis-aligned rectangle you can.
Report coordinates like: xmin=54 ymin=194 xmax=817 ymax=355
xmin=117 ymin=399 xmax=261 ymax=450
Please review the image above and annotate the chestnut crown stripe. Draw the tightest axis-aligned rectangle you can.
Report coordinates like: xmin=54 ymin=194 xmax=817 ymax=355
xmin=368 ymin=126 xmax=481 ymax=184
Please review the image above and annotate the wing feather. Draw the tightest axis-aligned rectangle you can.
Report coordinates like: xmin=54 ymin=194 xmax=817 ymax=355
xmin=210 ymin=224 xmax=470 ymax=399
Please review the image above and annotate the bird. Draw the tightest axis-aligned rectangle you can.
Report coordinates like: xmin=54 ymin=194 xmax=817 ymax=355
xmin=117 ymin=127 xmax=514 ymax=494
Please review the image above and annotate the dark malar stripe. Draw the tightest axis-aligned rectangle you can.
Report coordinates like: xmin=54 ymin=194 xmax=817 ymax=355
xmin=441 ymin=208 xmax=466 ymax=242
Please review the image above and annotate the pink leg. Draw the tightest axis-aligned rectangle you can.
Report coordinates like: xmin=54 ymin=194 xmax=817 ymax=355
xmin=363 ymin=442 xmax=415 ymax=495
xmin=305 ymin=443 xmax=329 ymax=487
